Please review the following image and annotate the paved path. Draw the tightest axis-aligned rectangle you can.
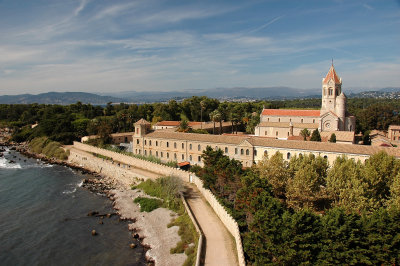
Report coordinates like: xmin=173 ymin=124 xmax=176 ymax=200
xmin=185 ymin=187 xmax=238 ymax=266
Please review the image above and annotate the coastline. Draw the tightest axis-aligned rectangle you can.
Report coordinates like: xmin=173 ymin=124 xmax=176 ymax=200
xmin=13 ymin=143 xmax=187 ymax=266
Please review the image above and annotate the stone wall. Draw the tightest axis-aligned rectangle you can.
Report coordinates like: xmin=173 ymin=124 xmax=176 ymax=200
xmin=71 ymin=142 xmax=246 ymax=266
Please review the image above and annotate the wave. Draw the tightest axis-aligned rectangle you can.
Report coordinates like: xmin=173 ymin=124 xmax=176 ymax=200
xmin=0 ymin=157 xmax=22 ymax=169
xmin=62 ymin=187 xmax=77 ymax=194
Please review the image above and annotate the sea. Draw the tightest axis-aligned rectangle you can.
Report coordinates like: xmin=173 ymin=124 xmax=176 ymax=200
xmin=0 ymin=147 xmax=146 ymax=266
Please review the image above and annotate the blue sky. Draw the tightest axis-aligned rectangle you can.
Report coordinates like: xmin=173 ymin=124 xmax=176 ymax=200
xmin=0 ymin=0 xmax=399 ymax=95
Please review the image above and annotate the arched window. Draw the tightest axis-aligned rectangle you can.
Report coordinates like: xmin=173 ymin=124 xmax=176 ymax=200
xmin=254 ymin=150 xmax=257 ymax=156
xmin=145 ymin=140 xmax=147 ymax=145
xmin=174 ymin=142 xmax=177 ymax=148
xmin=278 ymin=118 xmax=280 ymax=122
xmin=161 ymin=152 xmax=163 ymax=158
xmin=149 ymin=150 xmax=152 ymax=156
xmin=136 ymin=139 xmax=139 ymax=144
xmin=323 ymin=155 xmax=328 ymax=159
xmin=198 ymin=144 xmax=201 ymax=151
xmin=235 ymin=148 xmax=238 ymax=154
xmin=167 ymin=142 xmax=169 ymax=148
xmin=182 ymin=143 xmax=184 ymax=149
xmin=167 ymin=153 xmax=169 ymax=159
xmin=189 ymin=144 xmax=192 ymax=150
xmin=301 ymin=119 xmax=303 ymax=123
xmin=139 ymin=150 xmax=141 ymax=154
xmin=241 ymin=149 xmax=244 ymax=155
xmin=198 ymin=156 xmax=201 ymax=162
xmin=287 ymin=152 xmax=291 ymax=159
xmin=264 ymin=150 xmax=268 ymax=156
xmin=182 ymin=154 xmax=185 ymax=160
xmin=174 ymin=153 xmax=177 ymax=159
xmin=246 ymin=149 xmax=249 ymax=155
xmin=144 ymin=150 xmax=147 ymax=155
xmin=156 ymin=141 xmax=158 ymax=146
xmin=156 ymin=151 xmax=158 ymax=157
xmin=313 ymin=119 xmax=315 ymax=123
xmin=225 ymin=147 xmax=228 ymax=153
xmin=149 ymin=140 xmax=152 ymax=146
xmin=265 ymin=131 xmax=267 ymax=135
xmin=189 ymin=155 xmax=192 ymax=161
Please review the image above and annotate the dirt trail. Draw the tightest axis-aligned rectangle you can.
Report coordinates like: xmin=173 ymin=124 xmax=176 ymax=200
xmin=185 ymin=187 xmax=238 ymax=266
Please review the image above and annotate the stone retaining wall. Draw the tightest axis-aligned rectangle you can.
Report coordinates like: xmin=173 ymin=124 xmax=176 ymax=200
xmin=71 ymin=142 xmax=246 ymax=266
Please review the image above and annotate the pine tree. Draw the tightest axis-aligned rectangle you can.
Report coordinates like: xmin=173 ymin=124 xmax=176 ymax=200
xmin=329 ymin=133 xmax=336 ymax=143
xmin=310 ymin=129 xmax=321 ymax=142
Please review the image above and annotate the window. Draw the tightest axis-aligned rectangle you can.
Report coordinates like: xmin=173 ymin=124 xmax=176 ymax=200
xmin=264 ymin=150 xmax=268 ymax=156
xmin=287 ymin=152 xmax=291 ymax=159
xmin=136 ymin=128 xmax=139 ymax=134
xmin=156 ymin=151 xmax=158 ymax=157
xmin=149 ymin=140 xmax=152 ymax=146
xmin=161 ymin=152 xmax=163 ymax=158
xmin=301 ymin=119 xmax=304 ymax=123
xmin=235 ymin=148 xmax=238 ymax=154
xmin=182 ymin=154 xmax=184 ymax=160
xmin=287 ymin=132 xmax=289 ymax=136
xmin=329 ymin=88 xmax=333 ymax=95
xmin=246 ymin=149 xmax=249 ymax=155
xmin=276 ymin=131 xmax=278 ymax=136
xmin=182 ymin=143 xmax=184 ymax=149
xmin=174 ymin=142 xmax=177 ymax=148
xmin=135 ymin=149 xmax=137 ymax=154
xmin=198 ymin=156 xmax=201 ymax=162
xmin=189 ymin=155 xmax=192 ymax=161
xmin=136 ymin=139 xmax=139 ymax=144
xmin=198 ymin=144 xmax=201 ymax=151
xmin=225 ymin=147 xmax=228 ymax=153
xmin=241 ymin=149 xmax=244 ymax=155
xmin=190 ymin=144 xmax=192 ymax=150
xmin=145 ymin=140 xmax=147 ymax=145
xmin=265 ymin=131 xmax=267 ymax=135
xmin=167 ymin=153 xmax=169 ymax=159
xmin=254 ymin=150 xmax=257 ymax=156
xmin=278 ymin=118 xmax=280 ymax=122
xmin=290 ymin=119 xmax=292 ymax=122
xmin=144 ymin=150 xmax=147 ymax=155
xmin=313 ymin=119 xmax=315 ymax=123
xmin=324 ymin=155 xmax=328 ymax=159
xmin=167 ymin=142 xmax=169 ymax=148
xmin=156 ymin=141 xmax=158 ymax=146
xmin=139 ymin=150 xmax=141 ymax=154
xmin=215 ymin=146 xmax=218 ymax=150
xmin=149 ymin=150 xmax=152 ymax=156
xmin=174 ymin=153 xmax=177 ymax=159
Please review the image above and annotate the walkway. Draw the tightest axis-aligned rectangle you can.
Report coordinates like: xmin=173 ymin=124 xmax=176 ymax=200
xmin=185 ymin=187 xmax=238 ymax=266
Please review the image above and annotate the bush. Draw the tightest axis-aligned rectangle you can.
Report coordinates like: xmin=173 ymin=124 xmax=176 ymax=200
xmin=29 ymin=137 xmax=69 ymax=160
xmin=134 ymin=197 xmax=162 ymax=212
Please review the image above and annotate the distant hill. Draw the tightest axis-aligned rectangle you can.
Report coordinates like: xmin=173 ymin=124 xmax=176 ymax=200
xmin=106 ymin=87 xmax=322 ymax=102
xmin=0 ymin=92 xmax=124 ymax=105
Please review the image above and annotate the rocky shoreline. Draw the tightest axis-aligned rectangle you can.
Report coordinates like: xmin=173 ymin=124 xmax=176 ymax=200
xmin=9 ymin=143 xmax=185 ymax=266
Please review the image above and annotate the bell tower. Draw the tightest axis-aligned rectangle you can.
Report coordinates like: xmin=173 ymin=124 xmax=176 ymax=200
xmin=321 ymin=63 xmax=342 ymax=114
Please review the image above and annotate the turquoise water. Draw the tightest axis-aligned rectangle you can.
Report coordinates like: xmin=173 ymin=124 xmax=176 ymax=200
xmin=0 ymin=148 xmax=146 ymax=266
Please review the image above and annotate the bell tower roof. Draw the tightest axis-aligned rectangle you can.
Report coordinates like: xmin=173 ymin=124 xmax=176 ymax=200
xmin=323 ymin=64 xmax=341 ymax=84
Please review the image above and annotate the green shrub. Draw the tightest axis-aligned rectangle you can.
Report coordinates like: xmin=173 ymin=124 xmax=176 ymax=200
xmin=134 ymin=197 xmax=162 ymax=212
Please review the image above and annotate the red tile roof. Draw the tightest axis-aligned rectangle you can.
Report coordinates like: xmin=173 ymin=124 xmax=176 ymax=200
xmin=323 ymin=65 xmax=341 ymax=84
xmin=262 ymin=109 xmax=320 ymax=117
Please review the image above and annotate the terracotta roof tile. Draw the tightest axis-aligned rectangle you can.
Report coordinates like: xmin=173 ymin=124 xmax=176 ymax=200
xmin=135 ymin=118 xmax=150 ymax=125
xmin=320 ymin=131 xmax=354 ymax=142
xmin=155 ymin=121 xmax=204 ymax=127
xmin=323 ymin=65 xmax=341 ymax=84
xmin=262 ymin=109 xmax=320 ymax=117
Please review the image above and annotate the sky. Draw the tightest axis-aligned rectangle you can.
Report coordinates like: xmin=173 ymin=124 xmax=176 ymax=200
xmin=0 ymin=0 xmax=399 ymax=95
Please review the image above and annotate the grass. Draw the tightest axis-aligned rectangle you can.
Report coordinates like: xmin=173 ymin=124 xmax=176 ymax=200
xmin=29 ymin=137 xmax=69 ymax=160
xmin=92 ymin=144 xmax=179 ymax=168
xmin=133 ymin=176 xmax=185 ymax=214
xmin=134 ymin=197 xmax=162 ymax=212
xmin=133 ymin=176 xmax=199 ymax=265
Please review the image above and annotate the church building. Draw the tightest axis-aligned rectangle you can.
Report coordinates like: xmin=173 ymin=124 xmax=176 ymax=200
xmin=254 ymin=64 xmax=356 ymax=143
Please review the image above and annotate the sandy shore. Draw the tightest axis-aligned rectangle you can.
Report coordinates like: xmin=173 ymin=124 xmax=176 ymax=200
xmin=110 ymin=189 xmax=187 ymax=266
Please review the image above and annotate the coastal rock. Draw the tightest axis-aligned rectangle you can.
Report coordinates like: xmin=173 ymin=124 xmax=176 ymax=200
xmin=87 ymin=211 xmax=99 ymax=216
xmin=91 ymin=230 xmax=97 ymax=236
xmin=130 ymin=243 xmax=137 ymax=249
